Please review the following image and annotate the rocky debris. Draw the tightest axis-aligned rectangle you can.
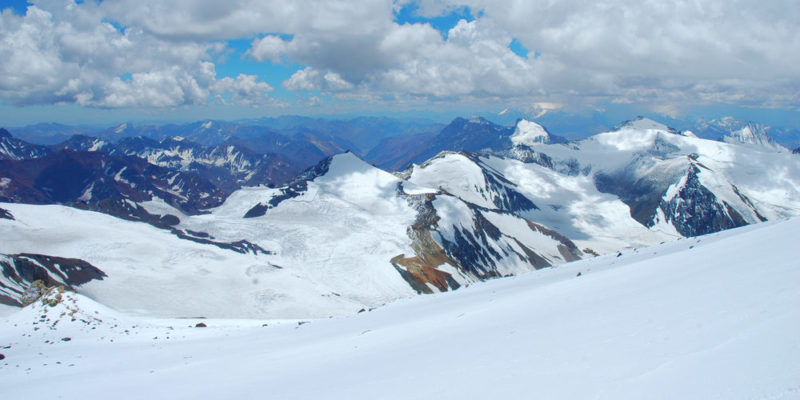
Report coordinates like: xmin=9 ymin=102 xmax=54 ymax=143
xmin=26 ymin=286 xmax=105 ymax=331
xmin=20 ymin=280 xmax=47 ymax=306
xmin=195 ymin=322 xmax=207 ymax=328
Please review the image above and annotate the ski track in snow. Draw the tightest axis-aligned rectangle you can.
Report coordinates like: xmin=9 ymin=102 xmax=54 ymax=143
xmin=1 ymin=217 xmax=799 ymax=399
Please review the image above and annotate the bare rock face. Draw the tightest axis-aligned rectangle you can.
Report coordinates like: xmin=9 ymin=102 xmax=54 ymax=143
xmin=0 ymin=254 xmax=107 ymax=307
xmin=657 ymin=165 xmax=750 ymax=237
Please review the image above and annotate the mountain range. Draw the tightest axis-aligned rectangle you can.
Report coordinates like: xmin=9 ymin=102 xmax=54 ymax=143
xmin=1 ymin=115 xmax=799 ymax=317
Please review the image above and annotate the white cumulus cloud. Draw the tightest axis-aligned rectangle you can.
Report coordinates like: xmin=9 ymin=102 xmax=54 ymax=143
xmin=1 ymin=0 xmax=799 ymax=113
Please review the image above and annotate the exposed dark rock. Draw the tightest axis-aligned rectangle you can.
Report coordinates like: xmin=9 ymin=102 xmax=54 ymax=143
xmin=0 ymin=207 xmax=13 ymax=220
xmin=0 ymin=130 xmax=52 ymax=160
xmin=159 ymin=214 xmax=181 ymax=226
xmin=658 ymin=164 xmax=749 ymax=237
xmin=184 ymin=229 xmax=211 ymax=239
xmin=244 ymin=155 xmax=333 ymax=218
xmin=115 ymin=136 xmax=299 ymax=190
xmin=0 ymin=254 xmax=107 ymax=307
xmin=243 ymin=203 xmax=269 ymax=218
xmin=169 ymin=230 xmax=271 ymax=256
xmin=195 ymin=322 xmax=207 ymax=328
xmin=0 ymin=150 xmax=226 ymax=214
xmin=595 ymin=164 xmax=674 ymax=228
xmin=502 ymin=145 xmax=555 ymax=169
xmin=391 ymin=192 xmax=463 ymax=294
xmin=473 ymin=155 xmax=538 ymax=212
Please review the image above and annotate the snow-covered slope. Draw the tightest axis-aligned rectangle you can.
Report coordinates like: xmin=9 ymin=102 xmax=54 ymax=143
xmin=407 ymin=151 xmax=673 ymax=254
xmin=0 ymin=153 xmax=587 ymax=317
xmin=198 ymin=152 xmax=584 ymax=292
xmin=614 ymin=116 xmax=679 ymax=133
xmin=2 ymin=216 xmax=798 ymax=400
xmin=407 ymin=120 xmax=800 ymax=253
xmin=511 ymin=119 xmax=551 ymax=146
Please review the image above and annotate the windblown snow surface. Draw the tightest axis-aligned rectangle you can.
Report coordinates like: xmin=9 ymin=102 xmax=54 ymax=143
xmin=2 ymin=217 xmax=799 ymax=399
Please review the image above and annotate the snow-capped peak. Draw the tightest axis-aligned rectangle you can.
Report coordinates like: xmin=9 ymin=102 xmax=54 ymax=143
xmin=511 ymin=119 xmax=551 ymax=146
xmin=113 ymin=123 xmax=128 ymax=134
xmin=323 ymin=151 xmax=377 ymax=178
xmin=201 ymin=121 xmax=213 ymax=129
xmin=615 ymin=117 xmax=675 ymax=133
xmin=723 ymin=123 xmax=776 ymax=147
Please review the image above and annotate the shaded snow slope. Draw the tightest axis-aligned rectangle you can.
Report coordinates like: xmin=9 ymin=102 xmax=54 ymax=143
xmin=1 ymin=217 xmax=798 ymax=399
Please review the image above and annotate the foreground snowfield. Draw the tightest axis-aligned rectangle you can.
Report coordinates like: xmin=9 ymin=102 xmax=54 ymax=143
xmin=2 ymin=218 xmax=799 ymax=399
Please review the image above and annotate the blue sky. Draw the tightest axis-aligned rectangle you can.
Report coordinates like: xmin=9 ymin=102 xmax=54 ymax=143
xmin=0 ymin=0 xmax=798 ymax=130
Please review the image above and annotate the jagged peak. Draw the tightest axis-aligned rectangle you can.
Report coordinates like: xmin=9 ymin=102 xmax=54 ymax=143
xmin=0 ymin=128 xmax=11 ymax=139
xmin=723 ymin=123 xmax=777 ymax=147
